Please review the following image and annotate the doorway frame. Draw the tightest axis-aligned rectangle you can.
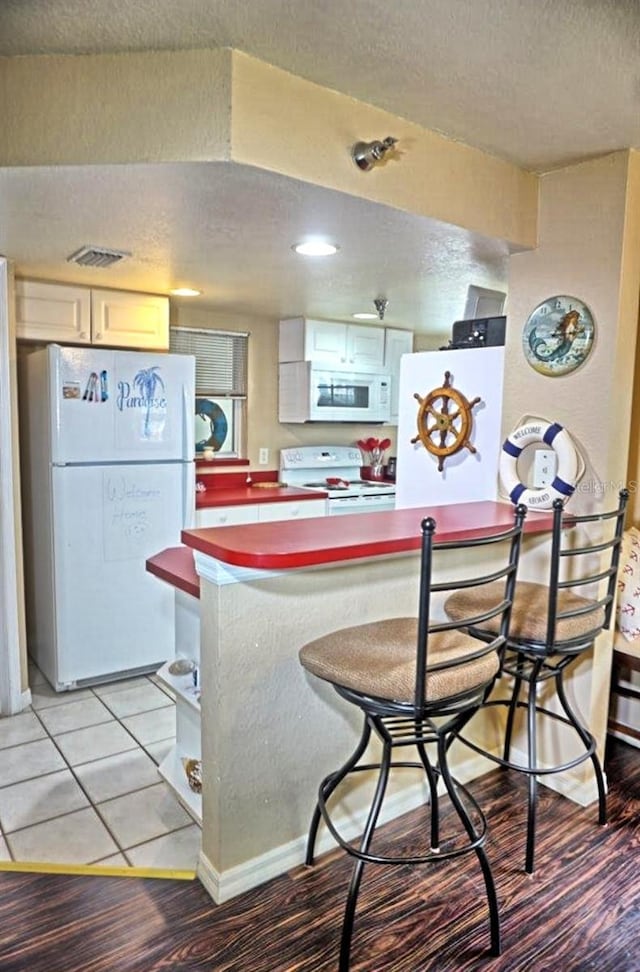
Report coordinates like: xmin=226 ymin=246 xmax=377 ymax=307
xmin=0 ymin=257 xmax=30 ymax=715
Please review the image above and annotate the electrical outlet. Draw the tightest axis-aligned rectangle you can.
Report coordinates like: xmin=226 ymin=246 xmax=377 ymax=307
xmin=259 ymin=448 xmax=269 ymax=465
xmin=532 ymin=449 xmax=556 ymax=488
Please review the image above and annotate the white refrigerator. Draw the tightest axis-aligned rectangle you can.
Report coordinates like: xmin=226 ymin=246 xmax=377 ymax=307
xmin=20 ymin=344 xmax=195 ymax=691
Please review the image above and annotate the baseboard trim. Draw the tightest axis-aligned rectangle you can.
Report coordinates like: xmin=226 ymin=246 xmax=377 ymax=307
xmin=196 ymin=749 xmax=490 ymax=904
xmin=0 ymin=860 xmax=195 ymax=880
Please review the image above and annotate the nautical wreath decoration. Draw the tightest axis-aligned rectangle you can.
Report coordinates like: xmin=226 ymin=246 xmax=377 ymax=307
xmin=499 ymin=419 xmax=580 ymax=509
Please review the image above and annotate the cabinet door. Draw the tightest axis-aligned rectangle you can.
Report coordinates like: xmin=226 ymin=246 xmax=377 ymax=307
xmin=194 ymin=505 xmax=258 ymax=528
xmin=15 ymin=280 xmax=91 ymax=344
xmin=303 ymin=320 xmax=349 ymax=366
xmin=384 ymin=328 xmax=414 ymax=424
xmin=347 ymin=325 xmax=386 ymax=372
xmin=258 ymin=499 xmax=326 ymax=522
xmin=91 ymin=289 xmax=169 ymax=350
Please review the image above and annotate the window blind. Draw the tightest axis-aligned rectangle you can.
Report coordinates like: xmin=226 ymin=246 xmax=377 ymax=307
xmin=170 ymin=327 xmax=248 ymax=397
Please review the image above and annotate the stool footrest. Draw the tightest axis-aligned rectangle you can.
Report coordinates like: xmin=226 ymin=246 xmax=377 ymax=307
xmin=456 ymin=698 xmax=597 ymax=776
xmin=315 ymin=759 xmax=489 ymax=865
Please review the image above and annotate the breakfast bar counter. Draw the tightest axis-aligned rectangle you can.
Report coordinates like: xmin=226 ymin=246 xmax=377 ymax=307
xmin=151 ymin=502 xmax=559 ymax=906
xmin=182 ymin=499 xmax=552 ymax=569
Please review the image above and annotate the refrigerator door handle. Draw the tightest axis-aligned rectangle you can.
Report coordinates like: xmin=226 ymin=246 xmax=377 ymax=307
xmin=183 ymin=459 xmax=196 ymax=529
xmin=182 ymin=383 xmax=195 ymax=461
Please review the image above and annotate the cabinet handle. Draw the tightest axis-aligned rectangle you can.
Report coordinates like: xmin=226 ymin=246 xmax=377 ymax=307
xmin=94 ymin=333 xmax=102 ymax=341
xmin=291 ymin=508 xmax=299 ymax=516
xmin=79 ymin=331 xmax=88 ymax=340
xmin=219 ymin=513 xmax=228 ymax=523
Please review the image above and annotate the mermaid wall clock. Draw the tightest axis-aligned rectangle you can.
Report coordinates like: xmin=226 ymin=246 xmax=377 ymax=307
xmin=522 ymin=295 xmax=595 ymax=377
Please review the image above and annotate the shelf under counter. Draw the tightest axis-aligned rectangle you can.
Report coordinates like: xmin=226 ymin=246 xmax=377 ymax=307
xmin=158 ymin=745 xmax=202 ymax=826
xmin=155 ymin=660 xmax=201 ymax=711
xmin=155 ymin=661 xmax=202 ymax=826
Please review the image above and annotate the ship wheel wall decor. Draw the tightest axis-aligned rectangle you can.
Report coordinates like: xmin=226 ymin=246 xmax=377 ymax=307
xmin=411 ymin=371 xmax=482 ymax=472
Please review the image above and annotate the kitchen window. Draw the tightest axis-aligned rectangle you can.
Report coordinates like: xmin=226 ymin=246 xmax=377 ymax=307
xmin=170 ymin=326 xmax=248 ymax=457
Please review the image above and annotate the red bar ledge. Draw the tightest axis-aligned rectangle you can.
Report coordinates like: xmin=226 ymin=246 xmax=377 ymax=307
xmin=181 ymin=501 xmax=553 ymax=571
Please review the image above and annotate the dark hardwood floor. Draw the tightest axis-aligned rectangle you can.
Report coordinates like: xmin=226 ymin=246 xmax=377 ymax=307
xmin=0 ymin=737 xmax=638 ymax=972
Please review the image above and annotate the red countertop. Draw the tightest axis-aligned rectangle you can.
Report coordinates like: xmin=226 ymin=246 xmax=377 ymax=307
xmin=147 ymin=546 xmax=200 ymax=599
xmin=195 ymin=485 xmax=327 ymax=509
xmin=181 ymin=501 xmax=554 ymax=571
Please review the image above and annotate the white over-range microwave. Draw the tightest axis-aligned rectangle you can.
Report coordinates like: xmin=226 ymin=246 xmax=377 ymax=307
xmin=278 ymin=362 xmax=391 ymax=423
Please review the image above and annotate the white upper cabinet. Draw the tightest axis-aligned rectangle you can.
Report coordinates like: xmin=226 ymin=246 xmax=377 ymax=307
xmin=383 ymin=328 xmax=414 ymax=425
xmin=15 ymin=281 xmax=92 ymax=344
xmin=279 ymin=317 xmax=385 ymax=373
xmin=15 ymin=280 xmax=169 ymax=350
xmin=90 ymin=289 xmax=169 ymax=349
xmin=345 ymin=324 xmax=386 ymax=372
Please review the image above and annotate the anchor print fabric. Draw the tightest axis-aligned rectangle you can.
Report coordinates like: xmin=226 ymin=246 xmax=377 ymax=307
xmin=616 ymin=527 xmax=640 ymax=642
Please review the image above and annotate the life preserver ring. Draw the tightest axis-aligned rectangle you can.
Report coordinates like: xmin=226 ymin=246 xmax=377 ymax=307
xmin=499 ymin=420 xmax=579 ymax=510
xmin=195 ymin=398 xmax=228 ymax=452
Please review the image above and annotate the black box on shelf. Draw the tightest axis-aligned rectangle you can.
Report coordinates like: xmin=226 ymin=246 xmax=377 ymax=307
xmin=441 ymin=315 xmax=506 ymax=350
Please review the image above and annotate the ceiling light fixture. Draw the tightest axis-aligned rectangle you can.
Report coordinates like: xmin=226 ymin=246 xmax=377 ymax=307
xmin=169 ymin=287 xmax=202 ymax=297
xmin=352 ymin=312 xmax=378 ymax=320
xmin=374 ymin=297 xmax=388 ymax=321
xmin=351 ymin=137 xmax=398 ymax=172
xmin=293 ymin=241 xmax=339 ymax=256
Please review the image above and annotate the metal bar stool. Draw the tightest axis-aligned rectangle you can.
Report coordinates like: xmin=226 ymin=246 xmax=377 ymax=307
xmin=445 ymin=489 xmax=628 ymax=874
xmin=298 ymin=507 xmax=526 ymax=970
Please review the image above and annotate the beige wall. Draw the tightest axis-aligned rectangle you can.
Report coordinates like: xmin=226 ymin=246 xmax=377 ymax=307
xmin=231 ymin=52 xmax=538 ymax=249
xmin=503 ymin=149 xmax=640 ymax=763
xmin=0 ymin=49 xmax=233 ymax=165
xmin=622 ymin=152 xmax=640 ymax=522
xmin=505 ymin=151 xmax=640 ymax=511
xmin=1 ymin=48 xmax=538 ymax=253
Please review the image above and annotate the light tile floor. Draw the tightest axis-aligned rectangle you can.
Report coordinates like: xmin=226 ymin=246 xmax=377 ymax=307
xmin=0 ymin=663 xmax=201 ymax=873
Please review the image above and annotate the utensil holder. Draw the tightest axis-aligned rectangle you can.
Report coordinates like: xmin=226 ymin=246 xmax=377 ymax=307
xmin=360 ymin=464 xmax=385 ymax=481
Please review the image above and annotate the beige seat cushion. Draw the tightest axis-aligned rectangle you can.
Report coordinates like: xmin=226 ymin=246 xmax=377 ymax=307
xmin=445 ymin=580 xmax=604 ymax=646
xmin=299 ymin=617 xmax=499 ymax=704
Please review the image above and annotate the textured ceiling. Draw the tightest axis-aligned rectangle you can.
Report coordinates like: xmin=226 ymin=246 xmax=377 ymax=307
xmin=0 ymin=0 xmax=638 ymax=332
xmin=0 ymin=163 xmax=510 ymax=333
xmin=1 ymin=0 xmax=639 ymax=171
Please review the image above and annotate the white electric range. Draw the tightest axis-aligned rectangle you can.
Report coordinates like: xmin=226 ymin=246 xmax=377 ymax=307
xmin=280 ymin=446 xmax=396 ymax=516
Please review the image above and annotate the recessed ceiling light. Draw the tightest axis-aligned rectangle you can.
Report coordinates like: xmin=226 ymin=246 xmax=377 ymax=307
xmin=293 ymin=241 xmax=339 ymax=256
xmin=352 ymin=312 xmax=378 ymax=320
xmin=169 ymin=287 xmax=202 ymax=297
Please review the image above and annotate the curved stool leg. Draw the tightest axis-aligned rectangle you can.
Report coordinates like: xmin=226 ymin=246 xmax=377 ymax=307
xmin=437 ymin=736 xmax=501 ymax=956
xmin=339 ymin=737 xmax=393 ymax=972
xmin=524 ymin=664 xmax=541 ymax=875
xmin=555 ymin=670 xmax=607 ymax=825
xmin=416 ymin=737 xmax=441 ymax=852
xmin=306 ymin=719 xmax=372 ymax=866
xmin=503 ymin=668 xmax=524 ymax=764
